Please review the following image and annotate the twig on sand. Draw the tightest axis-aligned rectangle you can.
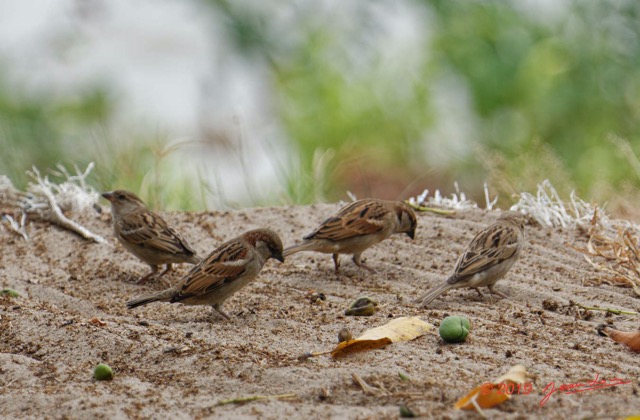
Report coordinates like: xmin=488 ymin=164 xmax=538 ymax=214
xmin=467 ymin=392 xmax=488 ymax=419
xmin=575 ymin=304 xmax=637 ymax=316
xmin=407 ymin=182 xmax=476 ymax=212
xmin=23 ymin=165 xmax=107 ymax=244
xmin=216 ymin=393 xmax=297 ymax=406
xmin=352 ymin=373 xmax=388 ymax=396
xmin=2 ymin=212 xmax=28 ymax=240
xmin=296 ymin=350 xmax=332 ymax=361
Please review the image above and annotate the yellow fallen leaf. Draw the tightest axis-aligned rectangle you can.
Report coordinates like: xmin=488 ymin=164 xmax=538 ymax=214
xmin=357 ymin=316 xmax=433 ymax=342
xmin=330 ymin=337 xmax=392 ymax=359
xmin=331 ymin=316 xmax=433 ymax=358
xmin=494 ymin=364 xmax=529 ymax=384
xmin=455 ymin=365 xmax=532 ymax=412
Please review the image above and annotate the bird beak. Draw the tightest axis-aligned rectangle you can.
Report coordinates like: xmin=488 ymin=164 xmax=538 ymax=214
xmin=101 ymin=191 xmax=114 ymax=202
xmin=406 ymin=228 xmax=416 ymax=240
xmin=274 ymin=251 xmax=285 ymax=263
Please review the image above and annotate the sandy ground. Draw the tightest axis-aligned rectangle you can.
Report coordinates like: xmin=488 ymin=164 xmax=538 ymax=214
xmin=1 ymin=202 xmax=639 ymax=419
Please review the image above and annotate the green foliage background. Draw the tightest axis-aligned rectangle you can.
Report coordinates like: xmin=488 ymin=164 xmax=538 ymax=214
xmin=1 ymin=0 xmax=639 ymax=210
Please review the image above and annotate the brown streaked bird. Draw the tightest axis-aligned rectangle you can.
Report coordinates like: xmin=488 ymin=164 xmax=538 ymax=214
xmin=102 ymin=190 xmax=201 ymax=284
xmin=126 ymin=228 xmax=284 ymax=320
xmin=415 ymin=211 xmax=526 ymax=307
xmin=284 ymin=199 xmax=417 ymax=273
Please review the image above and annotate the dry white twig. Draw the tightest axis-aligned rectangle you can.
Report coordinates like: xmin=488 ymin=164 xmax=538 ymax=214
xmin=1 ymin=175 xmax=28 ymax=240
xmin=512 ymin=179 xmax=640 ymax=293
xmin=0 ymin=175 xmax=21 ymax=207
xmin=2 ymin=212 xmax=29 ymax=240
xmin=407 ymin=182 xmax=478 ymax=211
xmin=19 ymin=164 xmax=107 ymax=244
xmin=510 ymin=179 xmax=619 ymax=230
xmin=483 ymin=182 xmax=498 ymax=211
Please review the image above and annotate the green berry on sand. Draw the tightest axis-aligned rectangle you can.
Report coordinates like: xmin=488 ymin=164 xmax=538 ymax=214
xmin=439 ymin=316 xmax=470 ymax=343
xmin=94 ymin=363 xmax=113 ymax=381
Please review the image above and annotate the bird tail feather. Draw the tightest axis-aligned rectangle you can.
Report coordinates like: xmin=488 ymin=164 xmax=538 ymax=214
xmin=126 ymin=288 xmax=176 ymax=309
xmin=188 ymin=254 xmax=202 ymax=264
xmin=414 ymin=281 xmax=454 ymax=307
xmin=283 ymin=242 xmax=315 ymax=257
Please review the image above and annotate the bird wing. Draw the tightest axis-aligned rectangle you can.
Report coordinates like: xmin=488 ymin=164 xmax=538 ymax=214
xmin=118 ymin=210 xmax=196 ymax=255
xmin=303 ymin=199 xmax=388 ymax=242
xmin=173 ymin=239 xmax=250 ymax=299
xmin=449 ymin=222 xmax=521 ymax=284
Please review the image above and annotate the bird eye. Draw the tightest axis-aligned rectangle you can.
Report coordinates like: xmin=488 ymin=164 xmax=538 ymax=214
xmin=117 ymin=194 xmax=126 ymax=200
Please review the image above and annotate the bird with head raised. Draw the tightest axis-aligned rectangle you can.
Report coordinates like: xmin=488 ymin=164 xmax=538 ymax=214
xmin=102 ymin=190 xmax=201 ymax=284
xmin=415 ymin=211 xmax=527 ymax=307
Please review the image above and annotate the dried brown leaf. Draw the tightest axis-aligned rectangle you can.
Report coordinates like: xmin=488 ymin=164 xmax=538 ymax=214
xmin=603 ymin=327 xmax=640 ymax=352
xmin=455 ymin=365 xmax=532 ymax=412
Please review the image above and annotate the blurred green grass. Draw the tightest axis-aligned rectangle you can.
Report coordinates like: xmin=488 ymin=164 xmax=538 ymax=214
xmin=2 ymin=0 xmax=640 ymax=212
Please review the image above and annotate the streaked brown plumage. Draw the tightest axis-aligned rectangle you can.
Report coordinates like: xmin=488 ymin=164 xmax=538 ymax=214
xmin=126 ymin=228 xmax=284 ymax=320
xmin=284 ymin=199 xmax=417 ymax=273
xmin=102 ymin=190 xmax=200 ymax=284
xmin=415 ymin=211 xmax=526 ymax=307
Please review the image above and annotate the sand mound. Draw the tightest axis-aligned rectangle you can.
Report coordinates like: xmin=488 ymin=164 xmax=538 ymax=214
xmin=1 ymin=204 xmax=638 ymax=418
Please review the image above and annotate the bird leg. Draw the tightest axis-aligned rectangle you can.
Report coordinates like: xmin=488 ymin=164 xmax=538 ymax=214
xmin=353 ymin=254 xmax=376 ymax=273
xmin=137 ymin=265 xmax=159 ymax=284
xmin=473 ymin=288 xmax=484 ymax=298
xmin=212 ymin=303 xmax=231 ymax=320
xmin=156 ymin=264 xmax=174 ymax=287
xmin=332 ymin=253 xmax=341 ymax=273
xmin=158 ymin=263 xmax=173 ymax=278
xmin=487 ymin=284 xmax=508 ymax=299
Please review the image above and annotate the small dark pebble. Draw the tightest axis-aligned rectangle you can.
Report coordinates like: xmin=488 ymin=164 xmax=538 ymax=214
xmin=309 ymin=293 xmax=326 ymax=304
xmin=138 ymin=320 xmax=150 ymax=327
xmin=297 ymin=352 xmax=313 ymax=362
xmin=338 ymin=328 xmax=352 ymax=343
xmin=345 ymin=297 xmax=378 ymax=316
xmin=596 ymin=324 xmax=609 ymax=336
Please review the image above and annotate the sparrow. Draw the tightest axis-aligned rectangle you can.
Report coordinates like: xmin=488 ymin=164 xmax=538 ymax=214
xmin=126 ymin=228 xmax=284 ymax=320
xmin=415 ymin=211 xmax=526 ymax=307
xmin=284 ymin=199 xmax=417 ymax=273
xmin=102 ymin=190 xmax=201 ymax=284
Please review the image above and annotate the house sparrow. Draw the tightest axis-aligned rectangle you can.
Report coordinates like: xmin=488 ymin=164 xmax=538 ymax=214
xmin=126 ymin=228 xmax=284 ymax=320
xmin=284 ymin=199 xmax=417 ymax=273
xmin=415 ymin=211 xmax=526 ymax=307
xmin=102 ymin=190 xmax=201 ymax=284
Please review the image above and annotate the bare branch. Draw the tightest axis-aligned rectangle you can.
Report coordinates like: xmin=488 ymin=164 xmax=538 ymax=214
xmin=20 ymin=164 xmax=107 ymax=244
xmin=2 ymin=212 xmax=29 ymax=240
